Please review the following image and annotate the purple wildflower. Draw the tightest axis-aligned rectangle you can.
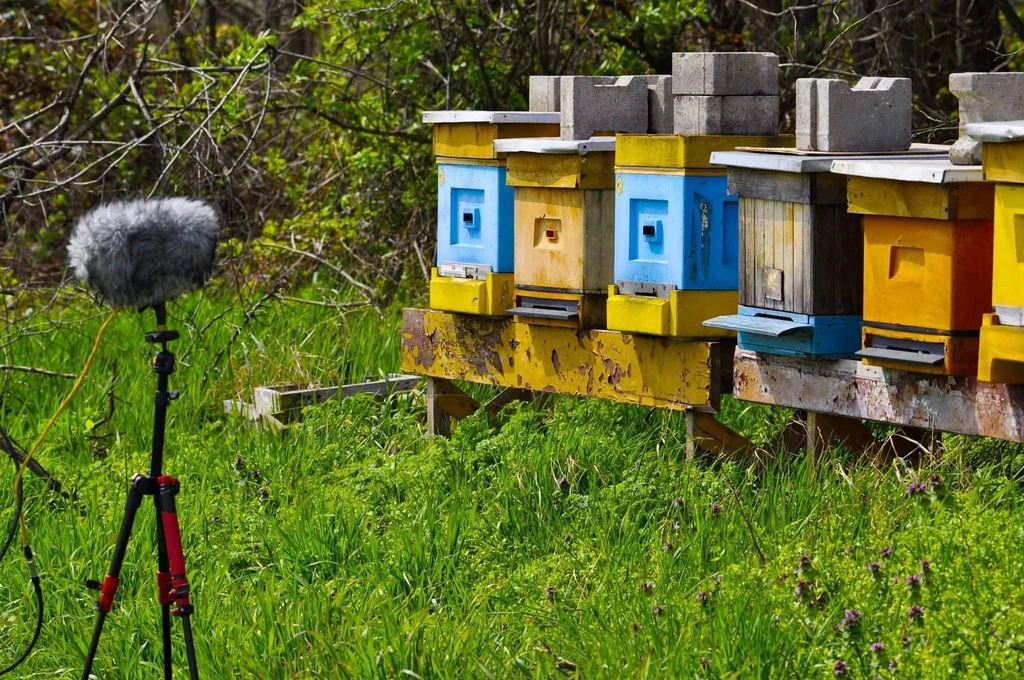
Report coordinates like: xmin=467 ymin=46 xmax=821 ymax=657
xmin=697 ymin=591 xmax=709 ymax=606
xmin=870 ymin=641 xmax=885 ymax=653
xmin=867 ymin=561 xmax=881 ymax=574
xmin=640 ymin=581 xmax=654 ymax=594
xmin=799 ymin=553 xmax=813 ymax=571
xmin=794 ymin=578 xmax=813 ymax=599
xmin=711 ymin=502 xmax=721 ymax=516
xmin=880 ymin=546 xmax=894 ymax=558
xmin=545 ymin=586 xmax=556 ymax=601
xmin=906 ymin=573 xmax=922 ymax=589
xmin=834 ymin=659 xmax=847 ymax=676
xmin=930 ymin=473 xmax=943 ymax=489
xmin=699 ymin=656 xmax=710 ymax=670
xmin=662 ymin=542 xmax=674 ymax=552
xmin=836 ymin=609 xmax=862 ymax=630
xmin=714 ymin=573 xmax=722 ymax=584
xmin=919 ymin=559 xmax=931 ymax=573
xmin=908 ymin=604 xmax=924 ymax=621
xmin=652 ymin=604 xmax=666 ymax=615
xmin=901 ymin=635 xmax=912 ymax=646
xmin=631 ymin=622 xmax=641 ymax=631
xmin=906 ymin=480 xmax=927 ymax=496
xmin=889 ymin=659 xmax=898 ymax=670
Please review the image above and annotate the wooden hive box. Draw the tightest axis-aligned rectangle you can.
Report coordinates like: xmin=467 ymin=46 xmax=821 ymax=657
xmin=422 ymin=112 xmax=560 ymax=316
xmin=966 ymin=120 xmax=1024 ymax=382
xmin=832 ymin=157 xmax=994 ymax=376
xmin=494 ymin=137 xmax=617 ymax=329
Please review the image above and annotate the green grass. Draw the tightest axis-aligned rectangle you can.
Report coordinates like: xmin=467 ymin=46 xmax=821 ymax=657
xmin=2 ymin=288 xmax=1024 ymax=678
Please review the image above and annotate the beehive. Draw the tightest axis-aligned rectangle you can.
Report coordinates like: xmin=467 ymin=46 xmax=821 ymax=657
xmin=606 ymin=134 xmax=793 ymax=338
xmin=967 ymin=120 xmax=1024 ymax=382
xmin=423 ymin=111 xmax=560 ymax=316
xmin=702 ymin=151 xmax=867 ymax=357
xmin=493 ymin=136 xmax=617 ymax=329
xmin=832 ymin=158 xmax=993 ymax=376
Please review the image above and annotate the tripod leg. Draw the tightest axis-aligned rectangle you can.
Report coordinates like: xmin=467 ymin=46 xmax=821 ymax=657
xmin=155 ymin=495 xmax=174 ymax=680
xmin=158 ymin=476 xmax=200 ymax=680
xmin=81 ymin=475 xmax=149 ymax=680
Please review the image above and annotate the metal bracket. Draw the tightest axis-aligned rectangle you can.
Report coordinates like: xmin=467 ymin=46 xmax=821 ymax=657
xmin=438 ymin=262 xmax=492 ymax=281
xmin=509 ymin=296 xmax=579 ymax=321
xmin=616 ymin=281 xmax=676 ymax=299
xmin=856 ymin=336 xmax=946 ymax=366
xmin=995 ymin=305 xmax=1024 ymax=328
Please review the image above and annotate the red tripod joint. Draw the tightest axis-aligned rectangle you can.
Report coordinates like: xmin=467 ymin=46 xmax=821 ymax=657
xmin=157 ymin=570 xmax=174 ymax=606
xmin=98 ymin=575 xmax=120 ymax=613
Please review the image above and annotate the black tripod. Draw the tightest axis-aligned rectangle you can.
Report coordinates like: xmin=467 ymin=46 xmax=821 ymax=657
xmin=81 ymin=304 xmax=199 ymax=680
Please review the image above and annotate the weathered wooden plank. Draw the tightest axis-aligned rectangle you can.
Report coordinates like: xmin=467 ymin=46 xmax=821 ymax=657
xmin=728 ymin=169 xmax=847 ymax=204
xmin=251 ymin=375 xmax=421 ymax=415
xmin=401 ymin=308 xmax=721 ymax=411
xmin=685 ymin=410 xmax=753 ymax=460
xmin=732 ymin=349 xmax=1024 ymax=442
xmin=427 ymin=377 xmax=480 ymax=437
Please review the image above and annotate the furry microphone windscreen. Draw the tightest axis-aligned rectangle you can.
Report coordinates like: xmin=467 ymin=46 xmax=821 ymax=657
xmin=68 ymin=198 xmax=221 ymax=309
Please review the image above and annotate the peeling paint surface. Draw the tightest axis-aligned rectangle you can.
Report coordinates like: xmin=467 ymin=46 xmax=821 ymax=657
xmin=733 ymin=349 xmax=1024 ymax=441
xmin=400 ymin=308 xmax=719 ymax=410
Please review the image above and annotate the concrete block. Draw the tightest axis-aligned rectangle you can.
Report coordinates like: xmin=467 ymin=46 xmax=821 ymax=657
xmin=796 ymin=77 xmax=912 ymax=152
xmin=560 ymin=76 xmax=648 ymax=140
xmin=529 ymin=76 xmax=561 ymax=112
xmin=949 ymin=72 xmax=1024 ymax=165
xmin=672 ymin=52 xmax=779 ymax=96
xmin=646 ymin=75 xmax=674 ymax=134
xmin=673 ymin=95 xmax=779 ymax=136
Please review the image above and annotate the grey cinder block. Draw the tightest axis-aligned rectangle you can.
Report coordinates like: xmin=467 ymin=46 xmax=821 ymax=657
xmin=796 ymin=77 xmax=912 ymax=152
xmin=672 ymin=52 xmax=779 ymax=96
xmin=949 ymin=72 xmax=1024 ymax=165
xmin=529 ymin=76 xmax=562 ymax=112
xmin=646 ymin=75 xmax=674 ymax=134
xmin=673 ymin=95 xmax=780 ymax=135
xmin=560 ymin=76 xmax=649 ymax=140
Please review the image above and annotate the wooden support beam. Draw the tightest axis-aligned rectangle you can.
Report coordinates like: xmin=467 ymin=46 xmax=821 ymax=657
xmin=733 ymin=349 xmax=1024 ymax=442
xmin=684 ymin=411 xmax=754 ymax=461
xmin=426 ymin=377 xmax=479 ymax=437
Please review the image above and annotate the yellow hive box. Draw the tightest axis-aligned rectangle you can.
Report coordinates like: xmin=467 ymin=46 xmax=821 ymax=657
xmin=861 ymin=325 xmax=979 ymax=377
xmin=606 ymin=286 xmax=737 ymax=338
xmin=615 ymin=134 xmax=794 ymax=170
xmin=429 ymin=268 xmax=514 ymax=316
xmin=978 ymin=313 xmax=1024 ymax=383
xmin=982 ymin=140 xmax=1024 ymax=184
xmin=847 ymin=177 xmax=994 ymax=221
xmin=862 ymin=216 xmax=993 ymax=332
xmin=992 ymin=184 xmax=1024 ymax=308
xmin=424 ymin=111 xmax=561 ymax=160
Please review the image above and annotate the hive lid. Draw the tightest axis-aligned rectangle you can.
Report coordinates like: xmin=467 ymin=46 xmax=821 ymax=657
xmin=966 ymin=121 xmax=1024 ymax=143
xmin=830 ymin=158 xmax=984 ymax=183
xmin=421 ymin=111 xmax=561 ymax=124
xmin=710 ymin=150 xmax=948 ymax=174
xmin=493 ymin=136 xmax=615 ymax=155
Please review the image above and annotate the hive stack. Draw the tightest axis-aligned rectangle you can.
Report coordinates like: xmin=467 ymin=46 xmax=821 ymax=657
xmin=704 ymin=77 xmax=923 ymax=358
xmin=968 ymin=118 xmax=1024 ymax=382
xmin=607 ymin=52 xmax=789 ymax=337
xmin=831 ymin=158 xmax=994 ymax=375
xmin=423 ymin=111 xmax=559 ymax=316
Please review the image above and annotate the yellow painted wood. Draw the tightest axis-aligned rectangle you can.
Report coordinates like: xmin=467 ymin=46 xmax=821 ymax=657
xmin=982 ymin=140 xmax=1024 ymax=184
xmin=400 ymin=308 xmax=719 ymax=409
xmin=978 ymin=314 xmax=1024 ymax=383
xmin=613 ymin=166 xmax=727 ymax=177
xmin=615 ymin=134 xmax=795 ymax=169
xmin=993 ymin=184 xmax=1024 ymax=308
xmin=505 ymin=152 xmax=615 ymax=190
xmin=432 ymin=122 xmax=560 ymax=160
xmin=434 ymin=156 xmax=505 ymax=168
xmin=513 ymin=187 xmax=615 ymax=291
xmin=606 ymin=286 xmax=737 ymax=338
xmin=429 ymin=269 xmax=514 ymax=316
xmin=847 ymin=177 xmax=994 ymax=220
xmin=862 ymin=325 xmax=979 ymax=376
xmin=863 ymin=216 xmax=992 ymax=332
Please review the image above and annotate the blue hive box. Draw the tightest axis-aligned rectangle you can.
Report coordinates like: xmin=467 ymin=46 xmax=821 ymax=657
xmin=614 ymin=172 xmax=738 ymax=291
xmin=704 ymin=306 xmax=863 ymax=359
xmin=436 ymin=162 xmax=515 ymax=273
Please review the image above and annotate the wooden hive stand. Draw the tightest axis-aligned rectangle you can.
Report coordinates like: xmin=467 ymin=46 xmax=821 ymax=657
xmin=400 ymin=308 xmax=749 ymax=459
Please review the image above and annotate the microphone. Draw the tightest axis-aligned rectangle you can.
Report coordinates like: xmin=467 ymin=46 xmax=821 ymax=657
xmin=67 ymin=198 xmax=221 ymax=309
